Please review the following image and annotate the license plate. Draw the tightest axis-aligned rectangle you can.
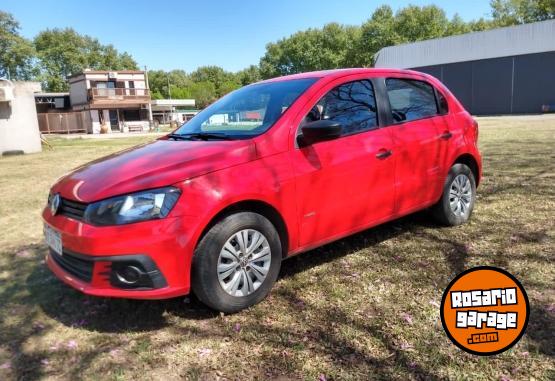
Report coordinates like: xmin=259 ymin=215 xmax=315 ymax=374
xmin=44 ymin=224 xmax=63 ymax=256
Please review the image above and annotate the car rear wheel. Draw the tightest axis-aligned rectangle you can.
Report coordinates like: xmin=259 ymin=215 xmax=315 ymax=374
xmin=432 ymin=163 xmax=476 ymax=226
xmin=192 ymin=212 xmax=282 ymax=313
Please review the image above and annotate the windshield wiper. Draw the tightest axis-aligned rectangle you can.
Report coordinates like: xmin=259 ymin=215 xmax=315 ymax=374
xmin=167 ymin=133 xmax=193 ymax=140
xmin=176 ymin=132 xmax=234 ymax=140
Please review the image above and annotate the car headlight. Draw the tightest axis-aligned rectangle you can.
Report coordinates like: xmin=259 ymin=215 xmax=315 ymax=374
xmin=84 ymin=187 xmax=181 ymax=226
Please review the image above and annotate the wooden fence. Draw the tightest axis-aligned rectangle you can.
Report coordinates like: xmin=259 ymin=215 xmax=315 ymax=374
xmin=38 ymin=111 xmax=90 ymax=134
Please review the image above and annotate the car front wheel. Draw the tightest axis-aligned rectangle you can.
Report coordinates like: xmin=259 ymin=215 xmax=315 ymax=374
xmin=191 ymin=212 xmax=282 ymax=313
xmin=432 ymin=163 xmax=476 ymax=226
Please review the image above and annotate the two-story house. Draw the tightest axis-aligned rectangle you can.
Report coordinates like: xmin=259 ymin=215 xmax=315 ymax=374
xmin=68 ymin=70 xmax=151 ymax=133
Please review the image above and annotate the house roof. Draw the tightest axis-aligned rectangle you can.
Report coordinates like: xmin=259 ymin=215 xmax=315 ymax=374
xmin=34 ymin=92 xmax=69 ymax=97
xmin=374 ymin=19 xmax=555 ymax=69
xmin=151 ymin=99 xmax=195 ymax=107
xmin=68 ymin=70 xmax=145 ymax=79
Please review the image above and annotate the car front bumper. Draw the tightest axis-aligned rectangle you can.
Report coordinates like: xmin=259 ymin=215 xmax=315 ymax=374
xmin=42 ymin=207 xmax=198 ymax=299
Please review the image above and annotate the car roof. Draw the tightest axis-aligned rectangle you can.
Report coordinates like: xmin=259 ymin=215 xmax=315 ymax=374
xmin=258 ymin=68 xmax=429 ymax=83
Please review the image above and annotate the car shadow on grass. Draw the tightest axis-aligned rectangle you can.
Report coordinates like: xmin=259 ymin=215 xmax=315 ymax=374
xmin=279 ymin=211 xmax=445 ymax=278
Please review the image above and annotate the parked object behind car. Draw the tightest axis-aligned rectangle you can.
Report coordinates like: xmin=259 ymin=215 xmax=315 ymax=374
xmin=43 ymin=68 xmax=481 ymax=312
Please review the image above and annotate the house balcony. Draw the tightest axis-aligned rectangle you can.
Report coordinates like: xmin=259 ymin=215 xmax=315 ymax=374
xmin=87 ymin=88 xmax=151 ymax=107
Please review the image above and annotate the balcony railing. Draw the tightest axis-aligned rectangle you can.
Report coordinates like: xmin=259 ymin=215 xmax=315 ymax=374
xmin=88 ymin=88 xmax=150 ymax=102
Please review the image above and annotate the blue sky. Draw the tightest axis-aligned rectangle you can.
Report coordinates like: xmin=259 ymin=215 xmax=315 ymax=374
xmin=3 ymin=1 xmax=492 ymax=72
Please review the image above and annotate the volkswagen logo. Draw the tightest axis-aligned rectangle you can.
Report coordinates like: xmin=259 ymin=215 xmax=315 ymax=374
xmin=50 ymin=193 xmax=61 ymax=215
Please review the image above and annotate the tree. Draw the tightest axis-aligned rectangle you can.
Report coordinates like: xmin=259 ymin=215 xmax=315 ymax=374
xmin=188 ymin=81 xmax=217 ymax=108
xmin=490 ymin=0 xmax=555 ymax=25
xmin=147 ymin=69 xmax=193 ymax=98
xmin=259 ymin=4 xmax=498 ymax=73
xmin=259 ymin=23 xmax=358 ymax=78
xmin=394 ymin=5 xmax=451 ymax=41
xmin=190 ymin=66 xmax=239 ymax=96
xmin=351 ymin=5 xmax=400 ymax=67
xmin=235 ymin=65 xmax=261 ymax=86
xmin=0 ymin=11 xmax=36 ymax=80
xmin=34 ymin=28 xmax=138 ymax=91
xmin=350 ymin=5 xmax=481 ymax=67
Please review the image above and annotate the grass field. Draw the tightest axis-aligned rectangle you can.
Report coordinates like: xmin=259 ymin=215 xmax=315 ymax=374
xmin=0 ymin=116 xmax=553 ymax=380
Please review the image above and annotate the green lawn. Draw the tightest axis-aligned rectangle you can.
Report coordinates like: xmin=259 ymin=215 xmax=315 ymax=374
xmin=0 ymin=116 xmax=553 ymax=380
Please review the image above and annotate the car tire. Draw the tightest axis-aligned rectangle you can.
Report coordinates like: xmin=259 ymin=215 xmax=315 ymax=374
xmin=431 ymin=163 xmax=476 ymax=226
xmin=191 ymin=212 xmax=282 ymax=313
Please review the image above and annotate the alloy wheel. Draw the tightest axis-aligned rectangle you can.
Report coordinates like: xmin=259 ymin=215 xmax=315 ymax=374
xmin=217 ymin=229 xmax=271 ymax=297
xmin=449 ymin=174 xmax=472 ymax=217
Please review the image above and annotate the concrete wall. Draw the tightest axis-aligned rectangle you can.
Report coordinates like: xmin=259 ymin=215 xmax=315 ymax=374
xmin=0 ymin=81 xmax=42 ymax=155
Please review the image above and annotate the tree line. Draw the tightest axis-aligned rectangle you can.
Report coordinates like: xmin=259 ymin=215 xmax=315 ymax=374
xmin=1 ymin=1 xmax=553 ymax=108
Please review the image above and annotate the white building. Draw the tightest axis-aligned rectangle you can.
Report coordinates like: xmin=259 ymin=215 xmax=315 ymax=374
xmin=0 ymin=80 xmax=42 ymax=155
xmin=69 ymin=70 xmax=151 ymax=133
xmin=151 ymin=99 xmax=197 ymax=125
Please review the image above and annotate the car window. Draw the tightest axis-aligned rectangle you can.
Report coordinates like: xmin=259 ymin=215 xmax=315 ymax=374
xmin=174 ymin=78 xmax=317 ymax=138
xmin=303 ymin=80 xmax=378 ymax=136
xmin=436 ymin=89 xmax=449 ymax=114
xmin=385 ymin=78 xmax=439 ymax=123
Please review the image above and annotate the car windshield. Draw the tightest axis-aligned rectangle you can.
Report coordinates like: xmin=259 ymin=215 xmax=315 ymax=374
xmin=171 ymin=78 xmax=318 ymax=139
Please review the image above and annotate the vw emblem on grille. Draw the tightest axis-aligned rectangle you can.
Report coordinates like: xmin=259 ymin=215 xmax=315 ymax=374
xmin=50 ymin=193 xmax=61 ymax=215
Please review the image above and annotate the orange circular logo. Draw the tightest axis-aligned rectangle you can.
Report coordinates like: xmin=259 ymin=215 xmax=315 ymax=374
xmin=440 ymin=266 xmax=529 ymax=356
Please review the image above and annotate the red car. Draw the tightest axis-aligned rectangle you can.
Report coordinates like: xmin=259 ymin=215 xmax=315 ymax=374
xmin=43 ymin=69 xmax=481 ymax=312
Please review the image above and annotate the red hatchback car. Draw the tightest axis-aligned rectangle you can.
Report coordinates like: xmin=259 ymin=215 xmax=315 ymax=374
xmin=43 ymin=69 xmax=481 ymax=312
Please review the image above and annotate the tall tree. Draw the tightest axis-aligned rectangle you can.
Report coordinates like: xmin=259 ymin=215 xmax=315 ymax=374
xmin=351 ymin=5 xmax=400 ymax=67
xmin=187 ymin=81 xmax=217 ymax=108
xmin=34 ymin=28 xmax=138 ymax=91
xmin=235 ymin=65 xmax=261 ymax=86
xmin=190 ymin=65 xmax=240 ymax=96
xmin=261 ymin=3 xmax=507 ymax=73
xmin=0 ymin=11 xmax=36 ymax=80
xmin=259 ymin=23 xmax=359 ymax=78
xmin=491 ymin=0 xmax=555 ymax=25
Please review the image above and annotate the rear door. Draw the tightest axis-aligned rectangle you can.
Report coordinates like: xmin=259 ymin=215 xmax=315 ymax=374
xmin=382 ymin=77 xmax=447 ymax=214
xmin=291 ymin=78 xmax=395 ymax=247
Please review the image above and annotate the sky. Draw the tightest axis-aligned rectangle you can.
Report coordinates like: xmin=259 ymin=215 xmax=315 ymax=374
xmin=2 ymin=0 xmax=493 ymax=73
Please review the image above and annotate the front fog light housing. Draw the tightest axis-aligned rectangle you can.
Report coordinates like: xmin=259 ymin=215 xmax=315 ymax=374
xmin=115 ymin=265 xmax=142 ymax=284
xmin=84 ymin=187 xmax=181 ymax=226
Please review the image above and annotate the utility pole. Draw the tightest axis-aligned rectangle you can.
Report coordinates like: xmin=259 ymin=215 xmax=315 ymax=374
xmin=144 ymin=65 xmax=153 ymax=126
xmin=167 ymin=74 xmax=172 ymax=100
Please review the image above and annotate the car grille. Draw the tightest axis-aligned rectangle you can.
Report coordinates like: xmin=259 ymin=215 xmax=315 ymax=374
xmin=59 ymin=198 xmax=88 ymax=221
xmin=50 ymin=249 xmax=94 ymax=282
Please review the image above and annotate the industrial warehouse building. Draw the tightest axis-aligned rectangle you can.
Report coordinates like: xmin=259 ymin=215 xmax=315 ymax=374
xmin=374 ymin=19 xmax=555 ymax=115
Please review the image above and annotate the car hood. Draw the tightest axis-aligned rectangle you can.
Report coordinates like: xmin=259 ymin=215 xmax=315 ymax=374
xmin=51 ymin=138 xmax=257 ymax=202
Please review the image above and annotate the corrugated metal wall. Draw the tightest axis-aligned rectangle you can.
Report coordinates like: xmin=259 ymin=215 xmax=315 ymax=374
xmin=413 ymin=51 xmax=555 ymax=115
xmin=374 ymin=20 xmax=555 ymax=69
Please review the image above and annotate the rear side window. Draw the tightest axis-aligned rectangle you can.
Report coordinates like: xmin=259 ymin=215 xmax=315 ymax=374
xmin=304 ymin=80 xmax=378 ymax=135
xmin=436 ymin=89 xmax=449 ymax=114
xmin=385 ymin=78 xmax=438 ymax=123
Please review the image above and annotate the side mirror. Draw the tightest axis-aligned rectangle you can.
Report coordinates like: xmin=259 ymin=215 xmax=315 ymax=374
xmin=299 ymin=119 xmax=342 ymax=146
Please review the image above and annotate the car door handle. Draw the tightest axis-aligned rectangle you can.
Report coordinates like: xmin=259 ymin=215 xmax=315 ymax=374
xmin=440 ymin=131 xmax=453 ymax=140
xmin=376 ymin=149 xmax=392 ymax=159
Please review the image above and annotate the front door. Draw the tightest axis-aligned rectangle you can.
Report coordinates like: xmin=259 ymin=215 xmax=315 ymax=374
xmin=109 ymin=110 xmax=119 ymax=131
xmin=291 ymin=79 xmax=396 ymax=247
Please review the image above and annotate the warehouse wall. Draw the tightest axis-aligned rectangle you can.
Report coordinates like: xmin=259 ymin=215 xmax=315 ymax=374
xmin=412 ymin=51 xmax=555 ymax=115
